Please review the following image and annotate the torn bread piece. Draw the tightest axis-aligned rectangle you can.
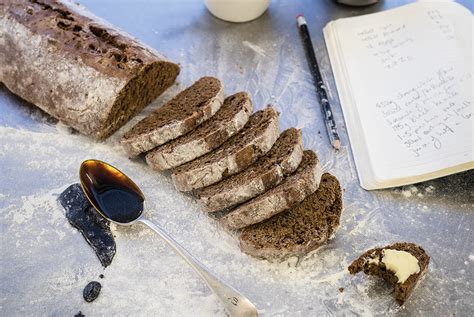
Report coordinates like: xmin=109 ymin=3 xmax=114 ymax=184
xmin=348 ymin=242 xmax=430 ymax=305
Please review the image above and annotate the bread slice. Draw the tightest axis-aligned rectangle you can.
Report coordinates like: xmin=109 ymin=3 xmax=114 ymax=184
xmin=239 ymin=173 xmax=342 ymax=260
xmin=1 ymin=0 xmax=180 ymax=139
xmin=145 ymin=92 xmax=253 ymax=171
xmin=348 ymin=242 xmax=430 ymax=305
xmin=221 ymin=150 xmax=323 ymax=230
xmin=196 ymin=128 xmax=303 ymax=212
xmin=121 ymin=77 xmax=224 ymax=156
xmin=171 ymin=107 xmax=280 ymax=192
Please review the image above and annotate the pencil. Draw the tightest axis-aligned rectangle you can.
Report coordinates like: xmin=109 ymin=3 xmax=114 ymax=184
xmin=297 ymin=14 xmax=341 ymax=150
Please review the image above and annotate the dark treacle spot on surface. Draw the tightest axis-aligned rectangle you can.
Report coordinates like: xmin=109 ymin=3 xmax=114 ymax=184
xmin=99 ymin=274 xmax=104 ymax=279
xmin=79 ymin=160 xmax=144 ymax=224
xmin=58 ymin=183 xmax=116 ymax=267
xmin=83 ymin=281 xmax=102 ymax=302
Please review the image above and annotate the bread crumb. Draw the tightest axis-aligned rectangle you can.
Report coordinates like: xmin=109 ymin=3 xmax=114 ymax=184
xmin=425 ymin=185 xmax=435 ymax=193
xmin=401 ymin=185 xmax=420 ymax=198
xmin=409 ymin=186 xmax=418 ymax=193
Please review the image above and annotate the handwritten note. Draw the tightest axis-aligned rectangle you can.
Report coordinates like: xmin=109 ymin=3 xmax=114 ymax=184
xmin=375 ymin=66 xmax=472 ymax=158
xmin=426 ymin=9 xmax=455 ymax=40
xmin=324 ymin=1 xmax=473 ymax=187
xmin=356 ymin=23 xmax=415 ymax=70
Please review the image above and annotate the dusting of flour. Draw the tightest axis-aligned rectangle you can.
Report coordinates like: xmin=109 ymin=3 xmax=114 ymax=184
xmin=1 ymin=2 xmax=473 ymax=314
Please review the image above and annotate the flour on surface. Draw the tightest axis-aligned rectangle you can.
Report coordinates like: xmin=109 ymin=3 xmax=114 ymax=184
xmin=242 ymin=40 xmax=266 ymax=57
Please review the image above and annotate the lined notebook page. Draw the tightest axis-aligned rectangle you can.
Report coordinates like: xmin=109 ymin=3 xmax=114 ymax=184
xmin=327 ymin=1 xmax=473 ymax=186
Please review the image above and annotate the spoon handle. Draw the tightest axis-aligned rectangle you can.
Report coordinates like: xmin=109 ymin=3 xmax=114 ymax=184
xmin=138 ymin=218 xmax=258 ymax=317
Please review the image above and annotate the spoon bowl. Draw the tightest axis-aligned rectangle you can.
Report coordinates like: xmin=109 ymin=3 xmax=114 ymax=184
xmin=79 ymin=159 xmax=144 ymax=225
xmin=79 ymin=159 xmax=258 ymax=317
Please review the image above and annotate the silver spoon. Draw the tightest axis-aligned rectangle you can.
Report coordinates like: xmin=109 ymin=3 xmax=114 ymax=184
xmin=79 ymin=159 xmax=258 ymax=317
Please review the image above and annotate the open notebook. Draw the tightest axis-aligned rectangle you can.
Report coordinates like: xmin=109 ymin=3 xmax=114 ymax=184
xmin=324 ymin=1 xmax=473 ymax=190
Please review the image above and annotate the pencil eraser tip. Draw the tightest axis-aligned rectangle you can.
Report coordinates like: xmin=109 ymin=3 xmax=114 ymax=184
xmin=296 ymin=14 xmax=306 ymax=26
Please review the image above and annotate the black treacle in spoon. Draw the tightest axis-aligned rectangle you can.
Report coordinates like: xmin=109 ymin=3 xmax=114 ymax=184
xmin=80 ymin=159 xmax=144 ymax=224
xmin=79 ymin=159 xmax=258 ymax=317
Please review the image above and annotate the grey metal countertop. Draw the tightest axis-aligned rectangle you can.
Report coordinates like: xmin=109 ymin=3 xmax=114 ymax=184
xmin=1 ymin=0 xmax=473 ymax=316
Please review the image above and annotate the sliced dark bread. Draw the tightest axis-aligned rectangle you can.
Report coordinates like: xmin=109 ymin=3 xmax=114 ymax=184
xmin=2 ymin=0 xmax=180 ymax=140
xmin=239 ymin=173 xmax=343 ymax=259
xmin=196 ymin=128 xmax=303 ymax=212
xmin=146 ymin=92 xmax=253 ymax=170
xmin=172 ymin=107 xmax=280 ymax=192
xmin=221 ymin=150 xmax=323 ymax=230
xmin=348 ymin=242 xmax=430 ymax=305
xmin=121 ymin=77 xmax=224 ymax=156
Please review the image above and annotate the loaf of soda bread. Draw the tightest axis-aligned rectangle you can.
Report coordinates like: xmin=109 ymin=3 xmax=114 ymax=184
xmin=1 ymin=0 xmax=180 ymax=139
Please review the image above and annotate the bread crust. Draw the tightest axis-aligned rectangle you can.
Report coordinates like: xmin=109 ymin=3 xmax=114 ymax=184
xmin=121 ymin=78 xmax=224 ymax=156
xmin=146 ymin=92 xmax=253 ymax=170
xmin=171 ymin=107 xmax=280 ymax=192
xmin=0 ymin=0 xmax=180 ymax=139
xmin=221 ymin=150 xmax=323 ymax=229
xmin=197 ymin=128 xmax=303 ymax=212
xmin=239 ymin=173 xmax=343 ymax=260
